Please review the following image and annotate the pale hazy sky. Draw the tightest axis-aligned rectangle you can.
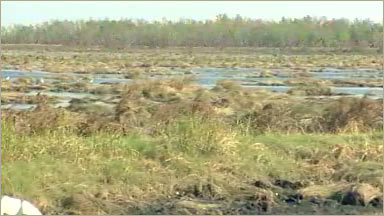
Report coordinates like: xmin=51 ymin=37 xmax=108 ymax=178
xmin=1 ymin=1 xmax=382 ymax=27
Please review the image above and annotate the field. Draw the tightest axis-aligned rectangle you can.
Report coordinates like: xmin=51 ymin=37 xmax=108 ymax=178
xmin=1 ymin=46 xmax=383 ymax=214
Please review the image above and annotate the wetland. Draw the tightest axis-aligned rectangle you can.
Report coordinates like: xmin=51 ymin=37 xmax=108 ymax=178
xmin=1 ymin=46 xmax=383 ymax=215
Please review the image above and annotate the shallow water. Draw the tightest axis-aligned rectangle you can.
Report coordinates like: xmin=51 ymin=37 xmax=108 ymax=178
xmin=2 ymin=69 xmax=51 ymax=78
xmin=1 ymin=103 xmax=37 ymax=110
xmin=247 ymin=86 xmax=382 ymax=97
xmin=330 ymin=87 xmax=383 ymax=96
xmin=2 ymin=99 xmax=116 ymax=111
xmin=53 ymin=99 xmax=72 ymax=108
xmin=3 ymin=67 xmax=381 ymax=83
xmin=192 ymin=67 xmax=381 ymax=86
xmin=2 ymin=67 xmax=382 ymax=98
xmin=91 ymin=78 xmax=132 ymax=84
xmin=25 ymin=91 xmax=98 ymax=99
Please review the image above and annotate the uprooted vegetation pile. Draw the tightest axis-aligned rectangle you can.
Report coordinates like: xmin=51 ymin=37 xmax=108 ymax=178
xmin=2 ymin=78 xmax=383 ymax=215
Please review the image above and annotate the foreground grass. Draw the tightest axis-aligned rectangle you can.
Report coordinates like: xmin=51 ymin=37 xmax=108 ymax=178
xmin=2 ymin=118 xmax=382 ymax=214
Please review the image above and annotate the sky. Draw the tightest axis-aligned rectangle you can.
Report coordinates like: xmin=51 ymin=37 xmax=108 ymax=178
xmin=1 ymin=1 xmax=382 ymax=27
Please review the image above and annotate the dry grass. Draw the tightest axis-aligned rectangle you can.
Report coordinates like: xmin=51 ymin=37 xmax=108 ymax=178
xmin=323 ymin=97 xmax=383 ymax=133
xmin=2 ymin=48 xmax=381 ymax=74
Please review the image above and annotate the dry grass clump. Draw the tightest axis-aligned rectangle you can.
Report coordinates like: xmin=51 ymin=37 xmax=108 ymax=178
xmin=114 ymin=98 xmax=153 ymax=133
xmin=238 ymin=102 xmax=324 ymax=133
xmin=236 ymin=96 xmax=382 ymax=134
xmin=51 ymin=81 xmax=92 ymax=93
xmin=163 ymin=116 xmax=240 ymax=156
xmin=89 ymin=85 xmax=118 ymax=94
xmin=111 ymin=77 xmax=206 ymax=133
xmin=119 ymin=76 xmax=196 ymax=101
xmin=1 ymin=92 xmax=54 ymax=105
xmin=115 ymin=97 xmax=217 ymax=136
xmin=214 ymin=79 xmax=243 ymax=92
xmin=76 ymin=116 xmax=121 ymax=136
xmin=2 ymin=106 xmax=84 ymax=135
xmin=1 ymin=80 xmax=12 ymax=90
xmin=287 ymin=79 xmax=332 ymax=96
xmin=322 ymin=97 xmax=383 ymax=133
xmin=292 ymin=71 xmax=313 ymax=78
xmin=211 ymin=81 xmax=265 ymax=112
xmin=122 ymin=68 xmax=143 ymax=79
xmin=287 ymin=85 xmax=332 ymax=96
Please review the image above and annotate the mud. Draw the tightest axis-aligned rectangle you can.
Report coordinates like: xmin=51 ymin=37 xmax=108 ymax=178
xmin=123 ymin=180 xmax=383 ymax=215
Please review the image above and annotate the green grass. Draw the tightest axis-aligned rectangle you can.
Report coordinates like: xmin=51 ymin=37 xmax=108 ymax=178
xmin=2 ymin=117 xmax=382 ymax=214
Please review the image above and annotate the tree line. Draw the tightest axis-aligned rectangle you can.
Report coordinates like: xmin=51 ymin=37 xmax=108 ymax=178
xmin=1 ymin=15 xmax=382 ymax=48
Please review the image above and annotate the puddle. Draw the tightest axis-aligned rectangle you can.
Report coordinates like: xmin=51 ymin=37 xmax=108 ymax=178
xmin=2 ymin=69 xmax=52 ymax=78
xmin=53 ymin=99 xmax=72 ymax=108
xmin=1 ymin=103 xmax=37 ymax=110
xmin=94 ymin=101 xmax=116 ymax=109
xmin=309 ymin=72 xmax=380 ymax=79
xmin=1 ymin=99 xmax=117 ymax=111
xmin=25 ymin=91 xmax=98 ymax=99
xmin=255 ymin=86 xmax=382 ymax=97
xmin=191 ymin=67 xmax=381 ymax=87
xmin=91 ymin=78 xmax=132 ymax=84
xmin=330 ymin=87 xmax=383 ymax=96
